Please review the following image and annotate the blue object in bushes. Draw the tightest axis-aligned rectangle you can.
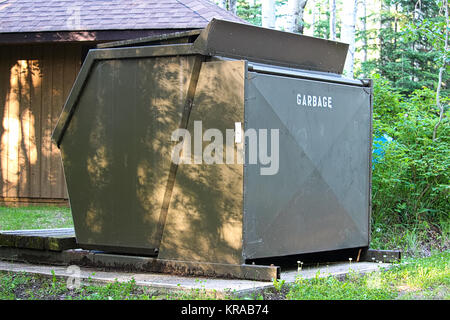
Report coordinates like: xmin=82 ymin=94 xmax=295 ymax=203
xmin=373 ymin=134 xmax=393 ymax=164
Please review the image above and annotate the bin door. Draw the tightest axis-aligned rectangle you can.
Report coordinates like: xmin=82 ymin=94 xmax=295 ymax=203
xmin=243 ymin=73 xmax=371 ymax=260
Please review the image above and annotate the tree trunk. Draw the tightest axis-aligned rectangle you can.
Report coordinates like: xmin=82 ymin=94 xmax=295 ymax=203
xmin=433 ymin=0 xmax=449 ymax=141
xmin=218 ymin=0 xmax=227 ymax=10
xmin=311 ymin=0 xmax=316 ymax=36
xmin=363 ymin=0 xmax=368 ymax=63
xmin=217 ymin=0 xmax=236 ymax=13
xmin=329 ymin=0 xmax=336 ymax=40
xmin=286 ymin=0 xmax=308 ymax=34
xmin=229 ymin=0 xmax=237 ymax=14
xmin=379 ymin=0 xmax=391 ymax=75
xmin=262 ymin=0 xmax=276 ymax=29
xmin=341 ymin=0 xmax=358 ymax=77
xmin=299 ymin=0 xmax=308 ymax=34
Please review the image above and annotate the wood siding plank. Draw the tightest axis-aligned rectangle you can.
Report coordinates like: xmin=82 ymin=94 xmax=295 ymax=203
xmin=18 ymin=47 xmax=32 ymax=197
xmin=0 ymin=46 xmax=11 ymax=197
xmin=30 ymin=45 xmax=43 ymax=198
xmin=6 ymin=51 xmax=20 ymax=198
xmin=40 ymin=45 xmax=53 ymax=198
xmin=50 ymin=44 xmax=64 ymax=199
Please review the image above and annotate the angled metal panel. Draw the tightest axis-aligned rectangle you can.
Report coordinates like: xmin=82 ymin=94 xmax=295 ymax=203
xmin=158 ymin=60 xmax=246 ymax=264
xmin=243 ymin=72 xmax=371 ymax=260
xmin=97 ymin=29 xmax=202 ymax=48
xmin=194 ymin=19 xmax=349 ymax=74
xmin=59 ymin=55 xmax=200 ymax=254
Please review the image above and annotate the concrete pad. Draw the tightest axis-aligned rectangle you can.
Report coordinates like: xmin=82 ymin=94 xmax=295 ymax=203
xmin=281 ymin=261 xmax=391 ymax=282
xmin=0 ymin=260 xmax=391 ymax=298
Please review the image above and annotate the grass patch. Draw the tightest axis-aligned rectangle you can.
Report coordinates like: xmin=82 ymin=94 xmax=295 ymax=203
xmin=0 ymin=272 xmax=155 ymax=300
xmin=0 ymin=206 xmax=73 ymax=230
xmin=285 ymin=251 xmax=449 ymax=300
xmin=369 ymin=210 xmax=450 ymax=258
xmin=0 ymin=272 xmax=230 ymax=300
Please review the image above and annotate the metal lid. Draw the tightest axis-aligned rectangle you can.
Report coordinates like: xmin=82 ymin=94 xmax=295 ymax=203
xmin=193 ymin=19 xmax=349 ymax=74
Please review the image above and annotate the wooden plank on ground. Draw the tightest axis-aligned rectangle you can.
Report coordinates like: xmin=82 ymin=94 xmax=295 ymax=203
xmin=360 ymin=249 xmax=402 ymax=263
xmin=0 ymin=228 xmax=76 ymax=251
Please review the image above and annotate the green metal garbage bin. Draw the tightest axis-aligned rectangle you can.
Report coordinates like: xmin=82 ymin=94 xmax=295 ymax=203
xmin=53 ymin=19 xmax=372 ymax=267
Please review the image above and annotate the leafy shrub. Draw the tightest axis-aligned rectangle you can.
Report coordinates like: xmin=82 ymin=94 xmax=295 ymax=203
xmin=371 ymin=76 xmax=449 ymax=254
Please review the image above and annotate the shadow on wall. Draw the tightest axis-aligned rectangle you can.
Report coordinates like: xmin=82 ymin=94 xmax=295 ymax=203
xmin=0 ymin=45 xmax=81 ymax=201
xmin=0 ymin=58 xmax=40 ymax=198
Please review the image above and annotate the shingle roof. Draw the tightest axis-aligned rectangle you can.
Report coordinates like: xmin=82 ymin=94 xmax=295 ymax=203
xmin=0 ymin=0 xmax=245 ymax=33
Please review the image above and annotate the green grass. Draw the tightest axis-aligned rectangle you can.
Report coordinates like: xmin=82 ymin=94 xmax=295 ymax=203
xmin=0 ymin=272 xmax=228 ymax=300
xmin=0 ymin=206 xmax=73 ymax=230
xmin=0 ymin=272 xmax=154 ymax=300
xmin=285 ymin=251 xmax=450 ymax=300
xmin=369 ymin=220 xmax=449 ymax=258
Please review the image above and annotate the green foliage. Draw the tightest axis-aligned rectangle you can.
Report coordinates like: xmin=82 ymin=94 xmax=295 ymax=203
xmin=371 ymin=76 xmax=449 ymax=254
xmin=272 ymin=278 xmax=286 ymax=292
xmin=236 ymin=0 xmax=261 ymax=26
xmin=373 ymin=0 xmax=448 ymax=95
xmin=304 ymin=0 xmax=342 ymax=40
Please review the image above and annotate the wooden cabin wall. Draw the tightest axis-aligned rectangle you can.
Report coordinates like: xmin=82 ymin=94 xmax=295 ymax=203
xmin=0 ymin=43 xmax=83 ymax=203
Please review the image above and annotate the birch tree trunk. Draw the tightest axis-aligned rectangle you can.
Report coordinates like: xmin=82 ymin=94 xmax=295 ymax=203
xmin=433 ymin=0 xmax=449 ymax=140
xmin=218 ymin=0 xmax=227 ymax=10
xmin=262 ymin=0 xmax=276 ymax=29
xmin=286 ymin=0 xmax=308 ymax=33
xmin=329 ymin=0 xmax=336 ymax=40
xmin=217 ymin=0 xmax=236 ymax=13
xmin=361 ymin=0 xmax=368 ymax=65
xmin=341 ymin=0 xmax=358 ymax=77
xmin=311 ymin=0 xmax=316 ymax=36
xmin=229 ymin=0 xmax=237 ymax=14
xmin=379 ymin=0 xmax=391 ymax=67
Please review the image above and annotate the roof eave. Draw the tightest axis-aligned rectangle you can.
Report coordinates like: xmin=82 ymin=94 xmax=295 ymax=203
xmin=0 ymin=28 xmax=200 ymax=44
